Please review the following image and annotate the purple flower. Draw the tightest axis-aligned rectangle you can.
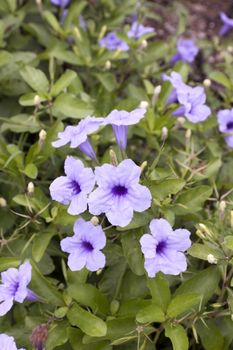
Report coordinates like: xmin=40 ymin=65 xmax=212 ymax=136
xmin=127 ymin=21 xmax=154 ymax=40
xmin=50 ymin=0 xmax=70 ymax=6
xmin=171 ymin=38 xmax=199 ymax=64
xmin=52 ymin=116 xmax=104 ymax=159
xmin=140 ymin=218 xmax=191 ymax=277
xmin=99 ymin=32 xmax=129 ymax=51
xmin=217 ymin=109 xmax=233 ymax=147
xmin=61 ymin=218 xmax=106 ymax=271
xmin=88 ymin=159 xmax=152 ymax=227
xmin=163 ymin=71 xmax=186 ymax=104
xmin=0 ymin=261 xmax=36 ymax=316
xmin=219 ymin=12 xmax=233 ymax=36
xmin=174 ymin=85 xmax=211 ymax=123
xmin=49 ymin=156 xmax=95 ymax=215
xmin=0 ymin=334 xmax=25 ymax=350
xmin=103 ymin=108 xmax=146 ymax=150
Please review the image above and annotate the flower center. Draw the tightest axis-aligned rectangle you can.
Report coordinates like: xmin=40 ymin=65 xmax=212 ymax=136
xmin=112 ymin=185 xmax=128 ymax=196
xmin=8 ymin=281 xmax=19 ymax=297
xmin=156 ymin=240 xmax=167 ymax=255
xmin=82 ymin=241 xmax=94 ymax=252
xmin=70 ymin=180 xmax=81 ymax=195
xmin=226 ymin=121 xmax=233 ymax=130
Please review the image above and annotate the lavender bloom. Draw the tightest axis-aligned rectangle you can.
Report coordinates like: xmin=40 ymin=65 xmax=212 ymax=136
xmin=127 ymin=21 xmax=154 ymax=40
xmin=219 ymin=12 xmax=233 ymax=36
xmin=0 ymin=334 xmax=25 ymax=350
xmin=50 ymin=0 xmax=70 ymax=6
xmin=163 ymin=71 xmax=186 ymax=104
xmin=49 ymin=156 xmax=95 ymax=215
xmin=0 ymin=261 xmax=36 ymax=316
xmin=52 ymin=116 xmax=104 ymax=159
xmin=99 ymin=32 xmax=129 ymax=51
xmin=217 ymin=109 xmax=233 ymax=147
xmin=174 ymin=85 xmax=211 ymax=123
xmin=171 ymin=38 xmax=199 ymax=64
xmin=103 ymin=108 xmax=146 ymax=150
xmin=140 ymin=218 xmax=191 ymax=277
xmin=88 ymin=159 xmax=152 ymax=227
xmin=61 ymin=218 xmax=106 ymax=271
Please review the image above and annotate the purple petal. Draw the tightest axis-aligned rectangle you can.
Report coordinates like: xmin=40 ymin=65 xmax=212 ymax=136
xmin=167 ymin=229 xmax=191 ymax=251
xmin=67 ymin=192 xmax=88 ymax=215
xmin=112 ymin=125 xmax=128 ymax=150
xmin=49 ymin=176 xmax=73 ymax=205
xmin=85 ymin=251 xmax=106 ymax=271
xmin=140 ymin=234 xmax=156 ymax=258
xmin=127 ymin=184 xmax=152 ymax=212
xmin=64 ymin=156 xmax=84 ymax=177
xmin=0 ymin=298 xmax=14 ymax=316
xmin=78 ymin=139 xmax=96 ymax=159
xmin=67 ymin=252 xmax=86 ymax=271
xmin=149 ymin=219 xmax=173 ymax=240
xmin=186 ymin=105 xmax=211 ymax=123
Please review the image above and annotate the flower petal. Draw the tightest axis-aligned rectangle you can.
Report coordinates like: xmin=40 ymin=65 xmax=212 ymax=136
xmin=0 ymin=298 xmax=14 ymax=316
xmin=68 ymin=192 xmax=87 ymax=215
xmin=86 ymin=251 xmax=106 ymax=271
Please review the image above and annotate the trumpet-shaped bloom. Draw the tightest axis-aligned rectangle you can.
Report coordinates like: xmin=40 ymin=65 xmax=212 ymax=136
xmin=88 ymin=159 xmax=152 ymax=227
xmin=140 ymin=218 xmax=191 ymax=277
xmin=0 ymin=261 xmax=36 ymax=316
xmin=103 ymin=108 xmax=146 ymax=149
xmin=217 ymin=109 xmax=233 ymax=148
xmin=219 ymin=12 xmax=233 ymax=36
xmin=49 ymin=156 xmax=95 ymax=215
xmin=171 ymin=38 xmax=199 ymax=64
xmin=127 ymin=21 xmax=154 ymax=39
xmin=50 ymin=0 xmax=70 ymax=6
xmin=163 ymin=71 xmax=187 ymax=104
xmin=52 ymin=116 xmax=104 ymax=159
xmin=61 ymin=218 xmax=106 ymax=271
xmin=99 ymin=32 xmax=129 ymax=51
xmin=0 ymin=334 xmax=25 ymax=350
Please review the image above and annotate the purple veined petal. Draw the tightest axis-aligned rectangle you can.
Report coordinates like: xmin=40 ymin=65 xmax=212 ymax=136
xmin=225 ymin=135 xmax=233 ymax=148
xmin=85 ymin=251 xmax=106 ymax=271
xmin=219 ymin=24 xmax=231 ymax=36
xmin=14 ymin=287 xmax=28 ymax=303
xmin=0 ymin=334 xmax=19 ymax=350
xmin=67 ymin=192 xmax=88 ymax=215
xmin=73 ymin=218 xmax=88 ymax=235
xmin=144 ymin=258 xmax=161 ymax=278
xmin=112 ymin=125 xmax=128 ymax=150
xmin=0 ymin=285 xmax=12 ymax=300
xmin=217 ymin=109 xmax=233 ymax=132
xmin=26 ymin=289 xmax=38 ymax=301
xmin=60 ymin=235 xmax=81 ymax=254
xmin=117 ymin=159 xmax=142 ymax=184
xmin=127 ymin=184 xmax=152 ymax=212
xmin=172 ymin=105 xmax=186 ymax=117
xmin=50 ymin=0 xmax=70 ymax=6
xmin=188 ymin=86 xmax=206 ymax=106
xmin=170 ymin=53 xmax=181 ymax=64
xmin=49 ymin=176 xmax=73 ymax=205
xmin=64 ymin=156 xmax=84 ymax=178
xmin=106 ymin=196 xmax=134 ymax=227
xmin=140 ymin=234 xmax=157 ymax=259
xmin=94 ymin=164 xmax=116 ymax=187
xmin=220 ymin=12 xmax=233 ymax=27
xmin=166 ymin=89 xmax=178 ymax=105
xmin=186 ymin=104 xmax=211 ymax=123
xmin=85 ymin=225 xmax=106 ymax=250
xmin=78 ymin=139 xmax=96 ymax=159
xmin=0 ymin=298 xmax=14 ymax=316
xmin=167 ymin=229 xmax=191 ymax=251
xmin=156 ymin=249 xmax=188 ymax=275
xmin=67 ymin=252 xmax=87 ymax=271
xmin=149 ymin=218 xmax=173 ymax=240
xmin=88 ymin=188 xmax=114 ymax=215
xmin=1 ymin=267 xmax=18 ymax=285
xmin=18 ymin=261 xmax=32 ymax=286
xmin=77 ymin=167 xmax=95 ymax=193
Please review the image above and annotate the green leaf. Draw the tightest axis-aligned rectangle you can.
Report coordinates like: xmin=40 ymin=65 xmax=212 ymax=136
xmin=67 ymin=283 xmax=109 ymax=315
xmin=0 ymin=257 xmax=20 ymax=271
xmin=147 ymin=178 xmax=186 ymax=201
xmin=1 ymin=114 xmax=41 ymax=133
xmin=147 ymin=273 xmax=171 ymax=311
xmin=22 ymin=163 xmax=38 ymax=179
xmin=174 ymin=267 xmax=221 ymax=307
xmin=105 ymin=317 xmax=135 ymax=340
xmin=164 ymin=323 xmax=189 ymax=350
xmin=46 ymin=321 xmax=68 ymax=350
xmin=42 ymin=10 xmax=64 ymax=35
xmin=121 ymin=232 xmax=144 ymax=276
xmin=51 ymin=69 xmax=77 ymax=96
xmin=223 ymin=236 xmax=233 ymax=251
xmin=53 ymin=93 xmax=94 ymax=119
xmin=167 ymin=293 xmax=201 ymax=318
xmin=188 ymin=243 xmax=224 ymax=261
xmin=196 ymin=319 xmax=225 ymax=350
xmin=209 ymin=71 xmax=232 ymax=89
xmin=95 ymin=72 xmax=118 ymax=92
xmin=67 ymin=303 xmax=107 ymax=337
xmin=32 ymin=230 xmax=56 ymax=262
xmin=136 ymin=302 xmax=165 ymax=323
xmin=19 ymin=92 xmax=47 ymax=106
xmin=20 ymin=65 xmax=49 ymax=92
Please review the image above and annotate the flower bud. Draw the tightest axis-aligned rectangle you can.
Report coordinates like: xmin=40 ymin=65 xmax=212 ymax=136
xmin=139 ymin=100 xmax=149 ymax=109
xmin=219 ymin=200 xmax=226 ymax=220
xmin=153 ymin=85 xmax=161 ymax=96
xmin=162 ymin=126 xmax=168 ymax=141
xmin=203 ymin=79 xmax=211 ymax=88
xmin=0 ymin=197 xmax=7 ymax=207
xmin=198 ymin=223 xmax=215 ymax=240
xmin=110 ymin=300 xmax=120 ymax=315
xmin=140 ymin=161 xmax=147 ymax=173
xmin=39 ymin=129 xmax=47 ymax=144
xmin=140 ymin=39 xmax=148 ymax=49
xmin=91 ymin=216 xmax=99 ymax=226
xmin=185 ymin=129 xmax=191 ymax=139
xmin=207 ymin=254 xmax=218 ymax=264
xmin=195 ymin=229 xmax=206 ymax=240
xmin=227 ymin=46 xmax=233 ymax=53
xmin=105 ymin=60 xmax=111 ymax=70
xmin=109 ymin=149 xmax=118 ymax=166
xmin=177 ymin=117 xmax=186 ymax=125
xmin=30 ymin=324 xmax=48 ymax=350
xmin=27 ymin=182 xmax=35 ymax=195
xmin=33 ymin=95 xmax=41 ymax=107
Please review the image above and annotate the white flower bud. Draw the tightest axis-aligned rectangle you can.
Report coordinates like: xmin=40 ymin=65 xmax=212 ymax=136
xmin=140 ymin=161 xmax=147 ymax=173
xmin=227 ymin=46 xmax=233 ymax=53
xmin=35 ymin=0 xmax=42 ymax=4
xmin=39 ymin=129 xmax=47 ymax=142
xmin=207 ymin=254 xmax=218 ymax=264
xmin=0 ymin=197 xmax=7 ymax=207
xmin=219 ymin=200 xmax=226 ymax=218
xmin=34 ymin=95 xmax=41 ymax=106
xmin=27 ymin=182 xmax=35 ymax=195
xmin=109 ymin=149 xmax=118 ymax=166
xmin=153 ymin=85 xmax=161 ymax=96
xmin=139 ymin=100 xmax=149 ymax=109
xmin=105 ymin=60 xmax=111 ymax=70
xmin=203 ymin=79 xmax=211 ymax=88
xmin=162 ymin=126 xmax=168 ymax=141
xmin=140 ymin=39 xmax=148 ymax=49
xmin=91 ymin=216 xmax=99 ymax=226
xmin=185 ymin=129 xmax=192 ymax=139
xmin=198 ymin=223 xmax=214 ymax=240
xmin=177 ymin=117 xmax=186 ymax=125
